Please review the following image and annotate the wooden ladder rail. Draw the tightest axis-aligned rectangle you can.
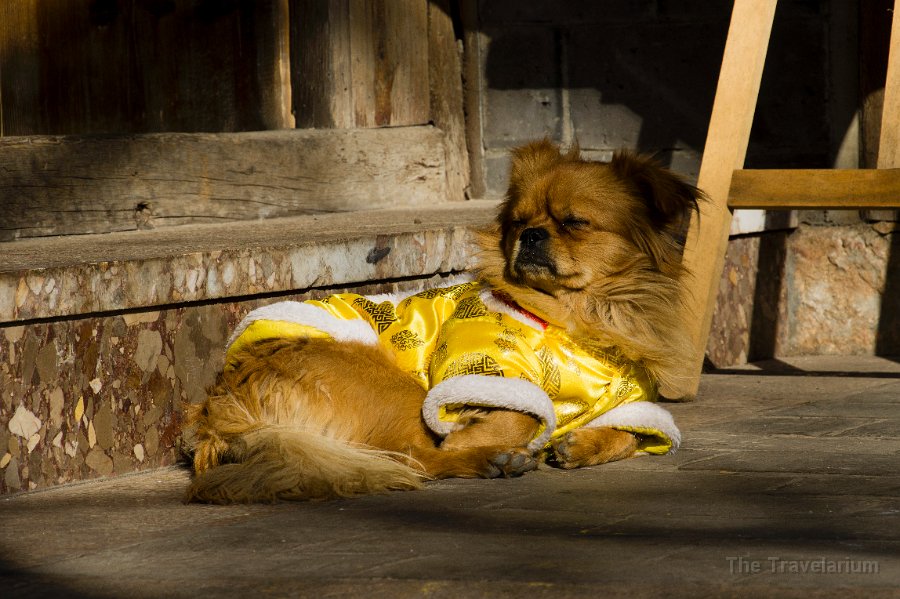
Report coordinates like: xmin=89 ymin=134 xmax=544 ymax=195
xmin=679 ymin=0 xmax=900 ymax=397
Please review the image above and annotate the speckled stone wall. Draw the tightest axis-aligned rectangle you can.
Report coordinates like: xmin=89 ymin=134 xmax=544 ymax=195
xmin=706 ymin=232 xmax=789 ymax=367
xmin=0 ymin=276 xmax=461 ymax=495
xmin=706 ymin=223 xmax=899 ymax=367
xmin=784 ymin=223 xmax=899 ymax=356
xmin=1 ymin=208 xmax=485 ymax=323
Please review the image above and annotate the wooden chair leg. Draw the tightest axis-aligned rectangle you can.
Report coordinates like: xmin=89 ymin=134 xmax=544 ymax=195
xmin=878 ymin=0 xmax=900 ymax=169
xmin=678 ymin=0 xmax=778 ymax=396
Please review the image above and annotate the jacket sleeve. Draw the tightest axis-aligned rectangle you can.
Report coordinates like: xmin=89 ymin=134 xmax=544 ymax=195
xmin=422 ymin=314 xmax=558 ymax=450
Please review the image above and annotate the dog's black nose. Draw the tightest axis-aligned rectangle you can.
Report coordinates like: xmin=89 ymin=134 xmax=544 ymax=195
xmin=519 ymin=227 xmax=549 ymax=247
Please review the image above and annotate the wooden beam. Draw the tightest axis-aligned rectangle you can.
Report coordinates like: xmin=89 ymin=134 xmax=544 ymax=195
xmin=0 ymin=127 xmax=448 ymax=241
xmin=677 ymin=0 xmax=778 ymax=398
xmin=729 ymin=169 xmax=900 ymax=209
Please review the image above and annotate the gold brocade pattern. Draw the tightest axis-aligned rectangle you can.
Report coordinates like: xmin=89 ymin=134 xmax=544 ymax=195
xmin=554 ymin=398 xmax=590 ymax=428
xmin=442 ymin=353 xmax=503 ymax=378
xmin=351 ymin=298 xmax=398 ymax=333
xmin=493 ymin=329 xmax=519 ymax=354
xmin=431 ymin=342 xmax=449 ymax=368
xmin=537 ymin=346 xmax=561 ymax=398
xmin=412 ymin=282 xmax=476 ymax=301
xmin=453 ymin=296 xmax=488 ymax=319
xmin=390 ymin=330 xmax=425 ymax=351
xmin=615 ymin=377 xmax=637 ymax=400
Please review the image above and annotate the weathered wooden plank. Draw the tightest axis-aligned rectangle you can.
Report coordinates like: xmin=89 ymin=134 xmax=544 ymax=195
xmin=428 ymin=0 xmax=470 ymax=201
xmin=291 ymin=0 xmax=353 ymax=128
xmin=291 ymin=0 xmax=431 ymax=129
xmin=0 ymin=0 xmax=40 ymax=136
xmin=0 ymin=127 xmax=448 ymax=241
xmin=254 ymin=0 xmax=296 ymax=130
xmin=460 ymin=0 xmax=487 ymax=199
xmin=728 ymin=169 xmax=900 ymax=209
xmin=351 ymin=0 xmax=430 ymax=127
xmin=0 ymin=0 xmax=293 ymax=135
xmin=679 ymin=0 xmax=777 ymax=397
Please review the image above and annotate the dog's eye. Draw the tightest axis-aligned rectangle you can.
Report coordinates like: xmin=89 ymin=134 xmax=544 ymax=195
xmin=561 ymin=217 xmax=589 ymax=230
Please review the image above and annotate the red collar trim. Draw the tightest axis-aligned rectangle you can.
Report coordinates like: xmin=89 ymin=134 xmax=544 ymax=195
xmin=491 ymin=290 xmax=549 ymax=330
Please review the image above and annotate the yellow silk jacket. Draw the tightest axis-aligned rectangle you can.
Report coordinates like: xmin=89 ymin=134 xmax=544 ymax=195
xmin=225 ymin=281 xmax=680 ymax=454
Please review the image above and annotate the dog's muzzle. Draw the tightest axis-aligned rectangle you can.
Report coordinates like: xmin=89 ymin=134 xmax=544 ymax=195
xmin=515 ymin=227 xmax=554 ymax=271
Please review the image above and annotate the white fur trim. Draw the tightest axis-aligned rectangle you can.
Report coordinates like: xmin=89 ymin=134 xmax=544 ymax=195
xmin=479 ymin=288 xmax=544 ymax=331
xmin=422 ymin=375 xmax=556 ymax=451
xmin=584 ymin=402 xmax=681 ymax=453
xmin=226 ymin=301 xmax=379 ymax=350
xmin=364 ymin=292 xmax=406 ymax=306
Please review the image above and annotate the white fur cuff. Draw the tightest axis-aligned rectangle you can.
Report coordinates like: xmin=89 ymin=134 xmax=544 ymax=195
xmin=226 ymin=301 xmax=380 ymax=351
xmin=584 ymin=402 xmax=681 ymax=454
xmin=422 ymin=375 xmax=557 ymax=451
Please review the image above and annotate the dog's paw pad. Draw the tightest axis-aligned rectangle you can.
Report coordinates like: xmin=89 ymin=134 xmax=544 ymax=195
xmin=549 ymin=433 xmax=582 ymax=469
xmin=488 ymin=449 xmax=537 ymax=478
xmin=549 ymin=427 xmax=639 ymax=469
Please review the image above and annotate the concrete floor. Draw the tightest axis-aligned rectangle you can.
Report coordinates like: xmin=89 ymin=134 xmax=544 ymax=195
xmin=2 ymin=356 xmax=898 ymax=598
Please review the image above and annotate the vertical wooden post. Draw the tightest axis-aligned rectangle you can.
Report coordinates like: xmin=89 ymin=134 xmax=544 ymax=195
xmin=291 ymin=0 xmax=353 ymax=128
xmin=860 ymin=0 xmax=898 ymax=221
xmin=257 ymin=0 xmax=295 ymax=130
xmin=859 ymin=0 xmax=894 ymax=170
xmin=878 ymin=0 xmax=900 ymax=168
xmin=678 ymin=0 xmax=778 ymax=397
xmin=428 ymin=0 xmax=470 ymax=201
xmin=291 ymin=0 xmax=430 ymax=129
xmin=459 ymin=0 xmax=487 ymax=199
xmin=0 ymin=0 xmax=40 ymax=136
xmin=875 ymin=1 xmax=900 ymax=355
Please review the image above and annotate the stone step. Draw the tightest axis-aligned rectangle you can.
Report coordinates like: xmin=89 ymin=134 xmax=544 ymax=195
xmin=0 ymin=202 xmax=497 ymax=495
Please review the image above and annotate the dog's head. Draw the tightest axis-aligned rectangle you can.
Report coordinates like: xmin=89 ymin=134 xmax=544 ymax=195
xmin=476 ymin=140 xmax=705 ymax=396
xmin=489 ymin=140 xmax=702 ymax=298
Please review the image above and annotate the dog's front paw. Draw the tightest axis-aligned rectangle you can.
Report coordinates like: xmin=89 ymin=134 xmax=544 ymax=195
xmin=549 ymin=427 xmax=638 ymax=469
xmin=486 ymin=448 xmax=538 ymax=478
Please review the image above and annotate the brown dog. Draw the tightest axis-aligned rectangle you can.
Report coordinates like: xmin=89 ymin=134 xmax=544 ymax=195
xmin=185 ymin=141 xmax=702 ymax=503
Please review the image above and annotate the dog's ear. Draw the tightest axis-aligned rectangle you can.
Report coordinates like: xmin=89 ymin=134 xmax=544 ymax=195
xmin=609 ymin=151 xmax=703 ymax=230
xmin=507 ymin=139 xmax=578 ymax=197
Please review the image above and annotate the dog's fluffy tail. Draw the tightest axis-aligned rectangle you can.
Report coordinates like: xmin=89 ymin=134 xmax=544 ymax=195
xmin=185 ymin=425 xmax=424 ymax=504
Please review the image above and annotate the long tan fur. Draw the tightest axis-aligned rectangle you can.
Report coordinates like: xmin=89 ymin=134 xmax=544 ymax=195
xmin=186 ymin=427 xmax=423 ymax=503
xmin=187 ymin=338 xmax=537 ymax=503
